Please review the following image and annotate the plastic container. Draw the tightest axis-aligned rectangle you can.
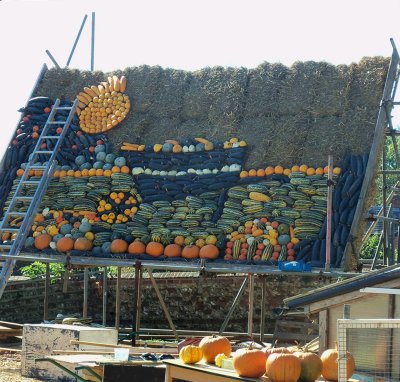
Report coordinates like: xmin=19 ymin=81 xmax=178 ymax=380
xmin=278 ymin=261 xmax=312 ymax=272
xmin=114 ymin=347 xmax=130 ymax=361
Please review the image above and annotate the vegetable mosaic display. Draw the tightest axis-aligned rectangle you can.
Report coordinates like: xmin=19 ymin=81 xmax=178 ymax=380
xmin=0 ymin=77 xmax=368 ymax=268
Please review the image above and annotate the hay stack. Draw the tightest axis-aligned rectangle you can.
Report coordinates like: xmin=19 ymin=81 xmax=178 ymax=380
xmin=35 ymin=57 xmax=389 ymax=168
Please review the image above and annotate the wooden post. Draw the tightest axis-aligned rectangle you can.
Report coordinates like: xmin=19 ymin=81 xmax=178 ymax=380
xmin=102 ymin=267 xmax=107 ymax=327
xmin=83 ymin=267 xmax=88 ymax=319
xmin=62 ymin=268 xmax=70 ymax=294
xmin=115 ymin=267 xmax=121 ymax=330
xmin=260 ymin=276 xmax=267 ymax=343
xmin=325 ymin=155 xmax=333 ymax=272
xmin=43 ymin=263 xmax=50 ymax=321
xmin=131 ymin=261 xmax=142 ymax=346
xmin=247 ymin=274 xmax=254 ymax=338
xmin=318 ymin=310 xmax=328 ymax=354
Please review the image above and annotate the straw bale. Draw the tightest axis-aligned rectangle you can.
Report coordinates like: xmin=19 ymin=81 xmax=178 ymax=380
xmin=36 ymin=68 xmax=104 ymax=101
xmin=244 ymin=62 xmax=289 ymax=118
xmin=240 ymin=114 xmax=311 ymax=168
xmin=181 ymin=67 xmax=248 ymax=128
xmin=349 ymin=57 xmax=389 ymax=109
xmin=309 ymin=63 xmax=352 ymax=117
xmin=123 ymin=65 xmax=163 ymax=114
xmin=277 ymin=61 xmax=326 ymax=115
xmin=148 ymin=68 xmax=189 ymax=119
xmin=107 ymin=113 xmax=151 ymax=148
xmin=175 ymin=120 xmax=222 ymax=142
xmin=340 ymin=107 xmax=379 ymax=154
xmin=300 ymin=115 xmax=346 ymax=166
xmin=137 ymin=117 xmax=181 ymax=145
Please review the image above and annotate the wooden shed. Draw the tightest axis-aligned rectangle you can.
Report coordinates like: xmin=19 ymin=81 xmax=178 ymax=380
xmin=284 ymin=265 xmax=400 ymax=380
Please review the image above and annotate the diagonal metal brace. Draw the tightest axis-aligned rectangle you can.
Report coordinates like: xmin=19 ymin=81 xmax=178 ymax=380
xmin=219 ymin=276 xmax=248 ymax=335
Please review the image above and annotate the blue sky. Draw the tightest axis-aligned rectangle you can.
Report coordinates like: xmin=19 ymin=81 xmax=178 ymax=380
xmin=1 ymin=0 xmax=400 ymax=157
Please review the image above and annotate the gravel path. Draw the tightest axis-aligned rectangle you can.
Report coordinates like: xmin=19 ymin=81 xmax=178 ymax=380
xmin=0 ymin=353 xmax=42 ymax=382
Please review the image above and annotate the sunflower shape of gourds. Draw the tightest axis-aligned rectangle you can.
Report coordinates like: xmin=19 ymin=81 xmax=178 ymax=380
xmin=76 ymin=75 xmax=131 ymax=134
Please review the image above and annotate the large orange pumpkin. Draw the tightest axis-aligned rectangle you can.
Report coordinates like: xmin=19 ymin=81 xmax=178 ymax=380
xmin=146 ymin=241 xmax=164 ymax=257
xmin=56 ymin=237 xmax=75 ymax=252
xmin=164 ymin=244 xmax=182 ymax=258
xmin=262 ymin=347 xmax=292 ymax=360
xmin=182 ymin=245 xmax=200 ymax=259
xmin=233 ymin=346 xmax=267 ymax=378
xmin=266 ymin=353 xmax=301 ymax=382
xmin=199 ymin=335 xmax=231 ymax=363
xmin=321 ymin=348 xmax=355 ymax=381
xmin=294 ymin=351 xmax=322 ymax=382
xmin=34 ymin=234 xmax=52 ymax=250
xmin=199 ymin=244 xmax=219 ymax=259
xmin=128 ymin=241 xmax=146 ymax=255
xmin=111 ymin=239 xmax=128 ymax=253
xmin=74 ymin=237 xmax=93 ymax=251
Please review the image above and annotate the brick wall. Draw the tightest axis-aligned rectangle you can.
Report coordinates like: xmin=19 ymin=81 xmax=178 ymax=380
xmin=0 ymin=272 xmax=333 ymax=333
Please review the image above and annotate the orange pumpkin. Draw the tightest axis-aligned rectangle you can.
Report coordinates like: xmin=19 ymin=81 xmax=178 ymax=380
xmin=266 ymin=353 xmax=301 ymax=382
xmin=182 ymin=245 xmax=200 ymax=259
xmin=174 ymin=236 xmax=185 ymax=246
xmin=111 ymin=239 xmax=128 ymax=253
xmin=74 ymin=237 xmax=93 ymax=251
xmin=233 ymin=346 xmax=267 ymax=378
xmin=128 ymin=241 xmax=146 ymax=255
xmin=164 ymin=244 xmax=182 ymax=258
xmin=146 ymin=241 xmax=164 ymax=257
xmin=199 ymin=335 xmax=231 ymax=363
xmin=34 ymin=234 xmax=52 ymax=250
xmin=56 ymin=237 xmax=75 ymax=252
xmin=199 ymin=244 xmax=219 ymax=259
xmin=294 ymin=351 xmax=322 ymax=382
xmin=321 ymin=348 xmax=355 ymax=381
xmin=263 ymin=347 xmax=292 ymax=360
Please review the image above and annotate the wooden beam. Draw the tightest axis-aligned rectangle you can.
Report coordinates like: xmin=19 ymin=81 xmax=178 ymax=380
xmin=308 ymin=278 xmax=400 ymax=313
xmin=360 ymin=287 xmax=400 ymax=294
xmin=343 ymin=48 xmax=399 ymax=270
xmin=319 ymin=310 xmax=328 ymax=355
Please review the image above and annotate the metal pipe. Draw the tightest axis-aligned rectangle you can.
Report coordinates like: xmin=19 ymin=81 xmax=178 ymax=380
xmin=325 ymin=155 xmax=333 ymax=272
xmin=102 ymin=266 xmax=107 ymax=327
xmin=371 ymin=232 xmax=384 ymax=270
xmin=115 ymin=267 xmax=121 ymax=329
xmin=45 ymin=50 xmax=61 ymax=69
xmin=148 ymin=270 xmax=179 ymax=341
xmin=247 ymin=274 xmax=254 ymax=338
xmin=91 ymin=12 xmax=95 ymax=71
xmin=43 ymin=263 xmax=50 ymax=321
xmin=260 ymin=276 xmax=267 ymax=343
xmin=83 ymin=267 xmax=88 ymax=319
xmin=219 ymin=277 xmax=248 ymax=335
xmin=383 ymin=149 xmax=388 ymax=264
xmin=66 ymin=14 xmax=88 ymax=67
